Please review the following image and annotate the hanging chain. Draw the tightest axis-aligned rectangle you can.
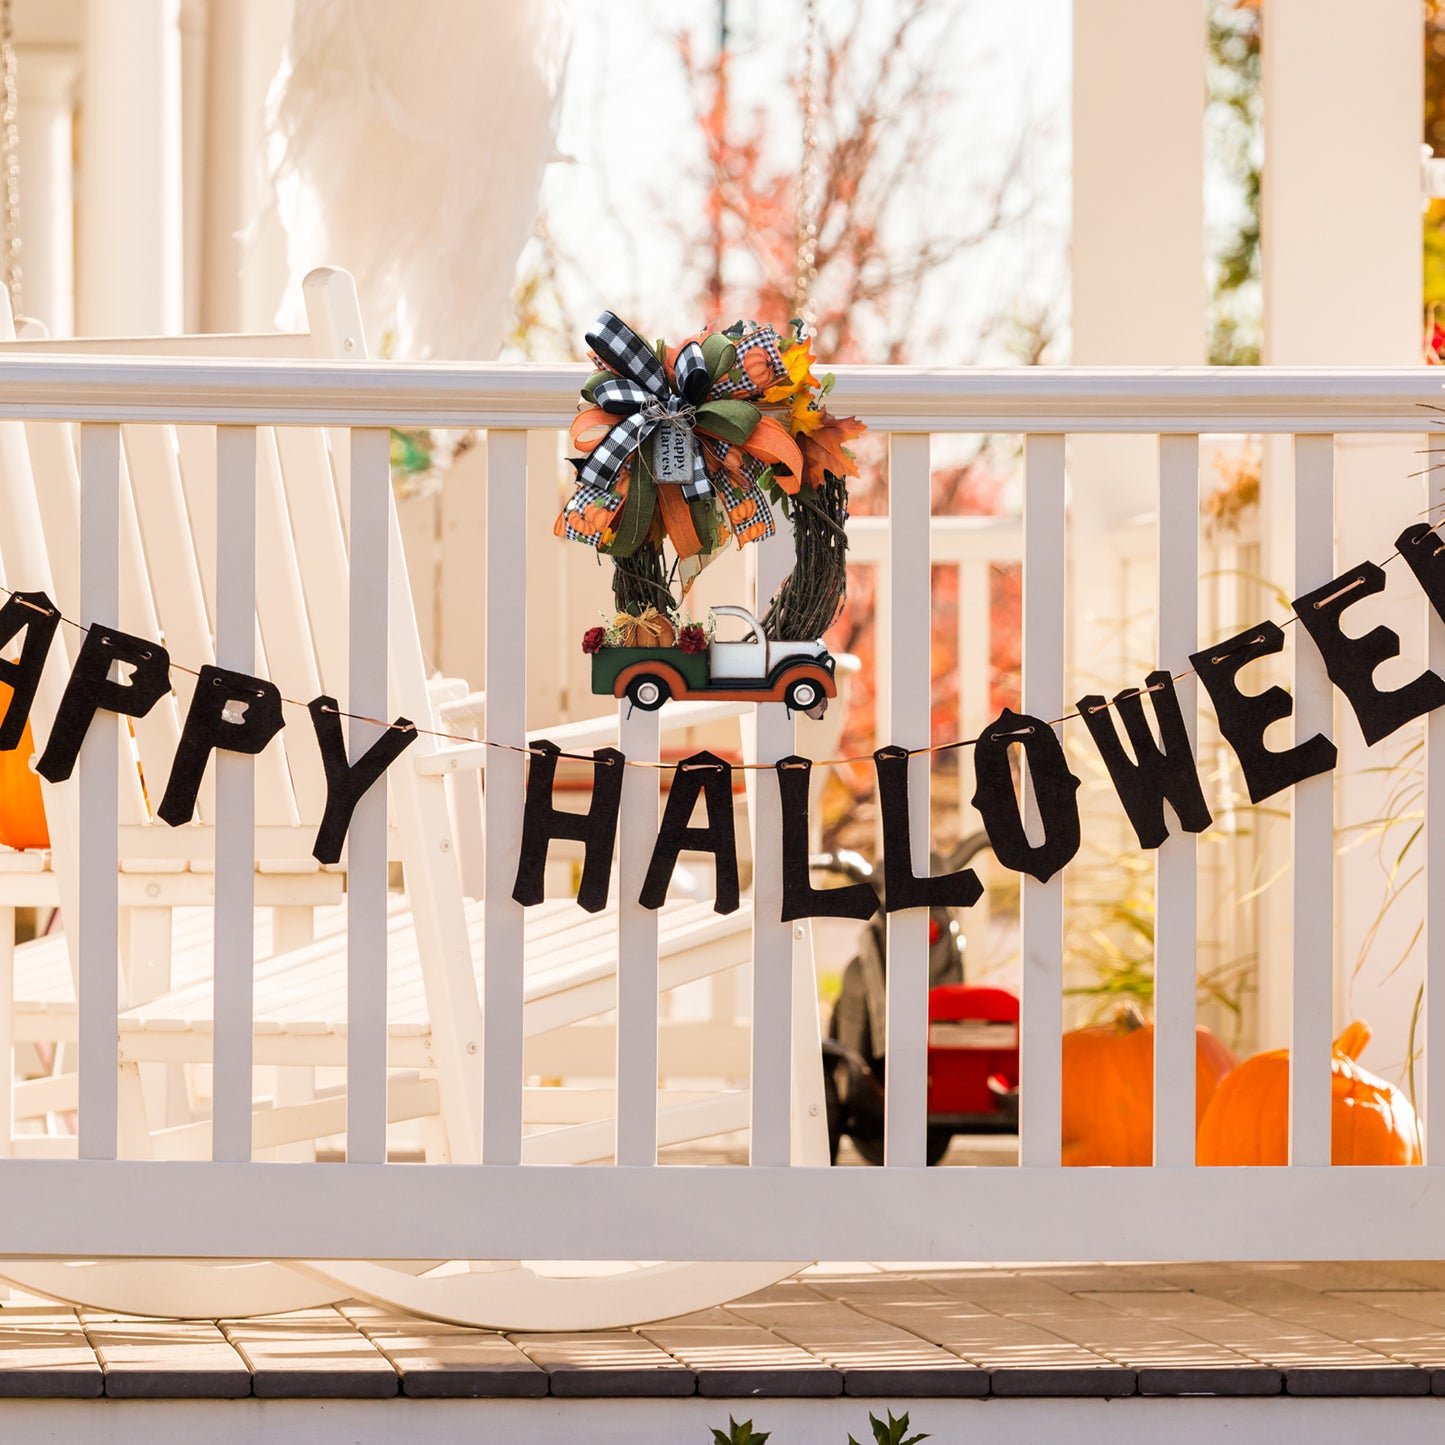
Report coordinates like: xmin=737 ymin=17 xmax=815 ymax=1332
xmin=0 ymin=0 xmax=19 ymax=317
xmin=791 ymin=0 xmax=820 ymax=329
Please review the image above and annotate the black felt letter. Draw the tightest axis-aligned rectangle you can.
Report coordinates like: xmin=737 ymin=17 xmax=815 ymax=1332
xmin=1398 ymin=522 xmax=1445 ymax=623
xmin=969 ymin=709 xmax=1082 ymax=884
xmin=776 ymin=756 xmax=880 ymax=922
xmin=512 ymin=739 xmax=624 ymax=913
xmin=639 ymin=750 xmax=740 ymax=915
xmin=35 ymin=625 xmax=171 ymax=783
xmin=874 ymin=745 xmax=984 ymax=909
xmin=1189 ymin=622 xmax=1337 ymax=805
xmin=156 ymin=665 xmax=285 ymax=825
xmin=0 ymin=590 xmax=59 ymax=751
xmin=307 ymin=695 xmax=417 ymax=865
xmin=1293 ymin=561 xmax=1445 ymax=746
xmin=1078 ymin=672 xmax=1212 ymax=850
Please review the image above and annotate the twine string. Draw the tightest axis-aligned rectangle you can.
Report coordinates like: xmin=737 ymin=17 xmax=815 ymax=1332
xmin=3 ymin=462 xmax=1442 ymax=774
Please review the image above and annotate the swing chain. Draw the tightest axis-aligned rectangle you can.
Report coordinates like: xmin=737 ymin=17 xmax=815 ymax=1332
xmin=791 ymin=0 xmax=820 ymax=328
xmin=0 ymin=0 xmax=19 ymax=316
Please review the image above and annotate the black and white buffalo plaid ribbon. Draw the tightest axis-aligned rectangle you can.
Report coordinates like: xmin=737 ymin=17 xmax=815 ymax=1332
xmin=578 ymin=312 xmax=713 ymax=500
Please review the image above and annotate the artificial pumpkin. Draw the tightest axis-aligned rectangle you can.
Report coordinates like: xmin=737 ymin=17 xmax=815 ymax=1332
xmin=1195 ymin=1019 xmax=1420 ymax=1166
xmin=0 ymin=689 xmax=46 ymax=850
xmin=1061 ymin=1001 xmax=1237 ymax=1166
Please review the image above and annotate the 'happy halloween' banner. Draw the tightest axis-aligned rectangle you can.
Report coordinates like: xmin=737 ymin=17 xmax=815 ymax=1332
xmin=512 ymin=518 xmax=1445 ymax=921
xmin=1 ymin=516 xmax=1443 ymax=915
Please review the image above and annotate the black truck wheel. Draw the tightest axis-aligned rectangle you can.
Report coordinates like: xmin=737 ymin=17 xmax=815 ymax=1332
xmin=625 ymin=674 xmax=671 ymax=711
xmin=784 ymin=676 xmax=823 ymax=711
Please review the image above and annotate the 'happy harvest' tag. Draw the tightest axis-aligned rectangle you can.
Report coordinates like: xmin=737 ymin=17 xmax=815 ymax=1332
xmin=653 ymin=421 xmax=694 ymax=483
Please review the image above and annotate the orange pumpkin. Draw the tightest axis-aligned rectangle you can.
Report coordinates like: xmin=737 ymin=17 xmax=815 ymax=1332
xmin=1061 ymin=1002 xmax=1237 ymax=1166
xmin=1196 ymin=1020 xmax=1420 ymax=1166
xmin=0 ymin=712 xmax=47 ymax=850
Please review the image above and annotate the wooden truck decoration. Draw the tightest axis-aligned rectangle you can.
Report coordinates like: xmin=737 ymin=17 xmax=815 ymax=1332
xmin=559 ymin=311 xmax=864 ymax=725
xmin=590 ymin=605 xmax=836 ymax=719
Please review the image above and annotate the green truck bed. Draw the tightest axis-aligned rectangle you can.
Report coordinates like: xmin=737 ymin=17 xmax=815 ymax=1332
xmin=591 ymin=647 xmax=710 ymax=697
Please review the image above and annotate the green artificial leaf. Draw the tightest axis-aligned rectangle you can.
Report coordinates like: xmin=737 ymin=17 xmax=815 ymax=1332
xmin=701 ymin=333 xmax=738 ymax=384
xmin=606 ymin=447 xmax=656 ymax=558
xmin=695 ymin=398 xmax=761 ymax=444
xmin=389 ymin=428 xmax=432 ymax=477
xmin=580 ymin=368 xmax=613 ymax=405
xmin=690 ymin=495 xmax=719 ymax=555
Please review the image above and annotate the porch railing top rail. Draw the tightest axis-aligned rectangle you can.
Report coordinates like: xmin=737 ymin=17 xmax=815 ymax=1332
xmin=0 ymin=358 xmax=1437 ymax=430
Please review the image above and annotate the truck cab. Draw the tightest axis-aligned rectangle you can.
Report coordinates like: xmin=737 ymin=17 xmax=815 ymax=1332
xmin=708 ymin=605 xmax=830 ymax=682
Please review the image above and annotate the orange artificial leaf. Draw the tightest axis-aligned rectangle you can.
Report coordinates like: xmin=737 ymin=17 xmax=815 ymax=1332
xmin=736 ymin=415 xmax=804 ymax=493
xmin=800 ymin=412 xmax=866 ymax=488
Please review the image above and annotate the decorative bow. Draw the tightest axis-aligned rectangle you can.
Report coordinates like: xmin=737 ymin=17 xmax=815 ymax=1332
xmin=575 ymin=312 xmax=714 ymax=501
xmin=560 ymin=314 xmax=806 ymax=562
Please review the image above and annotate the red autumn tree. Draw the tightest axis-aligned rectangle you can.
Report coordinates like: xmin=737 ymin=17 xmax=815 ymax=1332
xmin=672 ymin=0 xmax=1042 ymax=836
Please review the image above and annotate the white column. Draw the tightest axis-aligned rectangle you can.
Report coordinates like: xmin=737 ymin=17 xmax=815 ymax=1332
xmin=77 ymin=0 xmax=183 ymax=335
xmin=178 ymin=0 xmax=207 ymax=332
xmin=1073 ymin=0 xmax=1206 ymax=373
xmin=1070 ymin=2 xmax=1205 ymax=670
xmin=199 ymin=0 xmax=292 ymax=332
xmin=1069 ymin=0 xmax=1206 ymax=1036
xmin=14 ymin=46 xmax=78 ymax=335
xmin=1258 ymin=0 xmax=1421 ymax=1066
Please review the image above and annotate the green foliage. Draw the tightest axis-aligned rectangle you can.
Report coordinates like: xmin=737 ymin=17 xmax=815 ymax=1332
xmin=1206 ymin=1 xmax=1262 ymax=366
xmin=710 ymin=1417 xmax=770 ymax=1445
xmin=848 ymin=1409 xmax=929 ymax=1445
xmin=1425 ymin=202 xmax=1445 ymax=317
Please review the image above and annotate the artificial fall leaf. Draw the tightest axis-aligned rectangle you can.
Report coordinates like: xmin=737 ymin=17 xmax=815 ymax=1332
xmin=741 ymin=415 xmax=805 ymax=492
xmin=789 ymin=392 xmax=825 ymax=436
xmin=800 ymin=412 xmax=866 ymax=489
xmin=761 ymin=338 xmax=819 ymax=403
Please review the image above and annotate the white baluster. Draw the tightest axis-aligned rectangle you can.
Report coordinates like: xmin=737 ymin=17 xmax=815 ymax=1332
xmin=78 ymin=423 xmax=120 ymax=1161
xmin=883 ymin=433 xmax=931 ymax=1168
xmin=212 ymin=424 xmax=258 ymax=1163
xmin=617 ymin=708 xmax=659 ymax=1166
xmin=1018 ymin=434 xmax=1065 ymax=1169
xmin=347 ymin=426 xmax=392 ymax=1163
xmin=750 ymin=527 xmax=796 ymax=1167
xmin=1290 ymin=434 xmax=1335 ymax=1166
xmin=482 ymin=429 xmax=528 ymax=1164
xmin=1428 ymin=430 xmax=1445 ymax=1162
xmin=1154 ymin=434 xmax=1200 ymax=1167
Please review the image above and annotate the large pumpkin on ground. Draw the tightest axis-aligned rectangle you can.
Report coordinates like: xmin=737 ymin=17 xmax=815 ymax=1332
xmin=1061 ymin=1002 xmax=1237 ymax=1166
xmin=1195 ymin=1020 xmax=1420 ymax=1166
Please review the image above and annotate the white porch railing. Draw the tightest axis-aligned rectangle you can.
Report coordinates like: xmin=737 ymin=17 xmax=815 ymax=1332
xmin=0 ymin=361 xmax=1441 ymax=1267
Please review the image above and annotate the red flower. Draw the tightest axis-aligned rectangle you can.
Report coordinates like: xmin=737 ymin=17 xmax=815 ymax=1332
xmin=678 ymin=625 xmax=707 ymax=655
xmin=582 ymin=626 xmax=607 ymax=655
